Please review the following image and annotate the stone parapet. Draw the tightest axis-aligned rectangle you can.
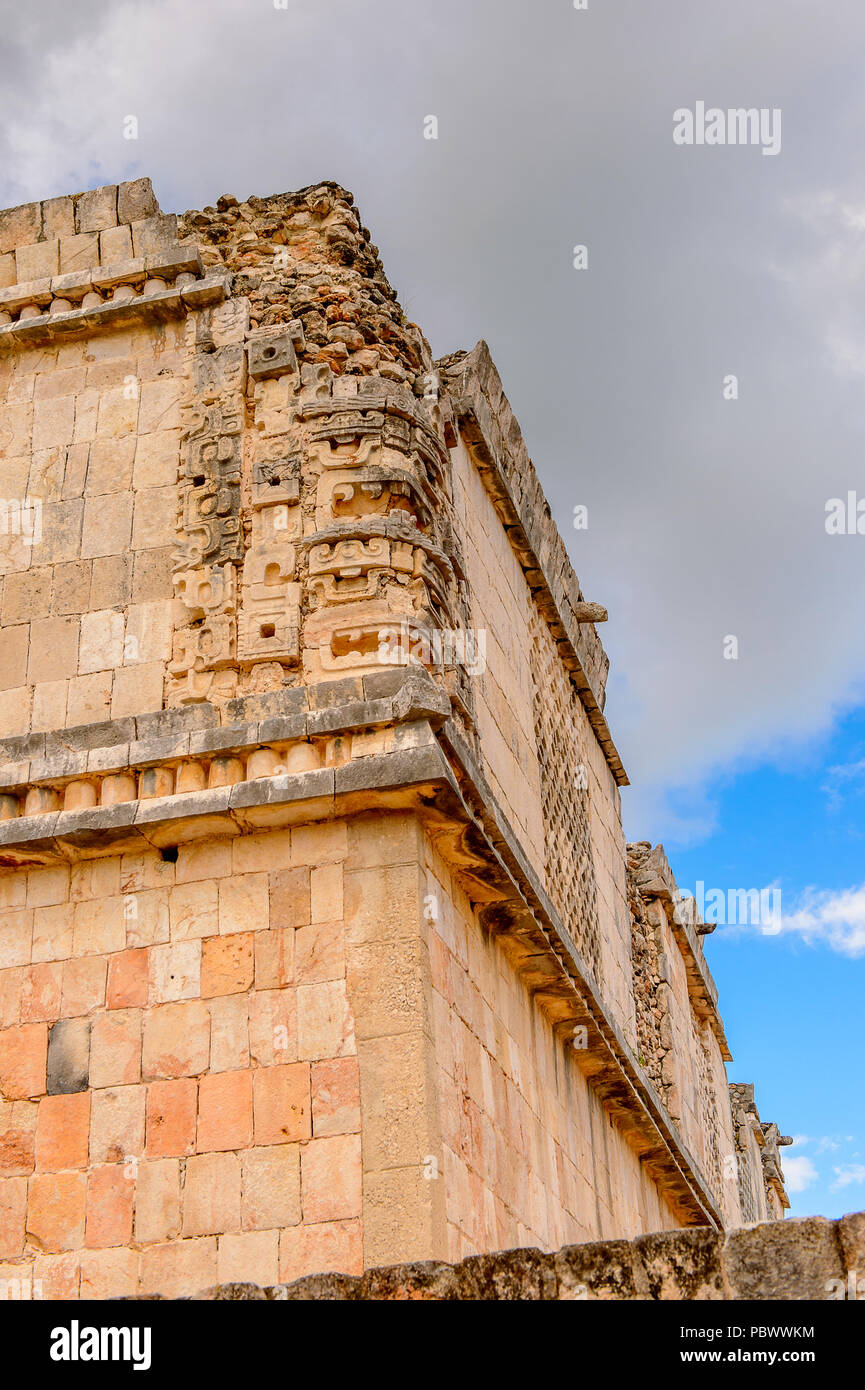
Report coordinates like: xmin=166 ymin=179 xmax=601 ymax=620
xmin=140 ymin=1212 xmax=865 ymax=1300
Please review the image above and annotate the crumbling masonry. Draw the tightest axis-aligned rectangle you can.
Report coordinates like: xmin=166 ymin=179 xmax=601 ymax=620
xmin=0 ymin=178 xmax=788 ymax=1299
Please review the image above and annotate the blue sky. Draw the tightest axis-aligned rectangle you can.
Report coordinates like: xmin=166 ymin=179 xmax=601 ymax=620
xmin=635 ymin=704 xmax=865 ymax=1219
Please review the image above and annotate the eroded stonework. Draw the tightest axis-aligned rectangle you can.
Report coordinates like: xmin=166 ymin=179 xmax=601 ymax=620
xmin=0 ymin=177 xmax=788 ymax=1299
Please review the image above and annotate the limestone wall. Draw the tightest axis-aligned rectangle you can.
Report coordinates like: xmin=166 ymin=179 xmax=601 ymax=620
xmin=448 ymin=435 xmax=545 ymax=869
xmin=422 ymin=831 xmax=680 ymax=1259
xmin=0 ymin=182 xmax=215 ymax=740
xmin=0 ymin=819 xmax=368 ymax=1298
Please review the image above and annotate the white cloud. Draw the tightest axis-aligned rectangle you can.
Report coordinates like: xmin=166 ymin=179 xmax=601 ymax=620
xmin=831 ymin=1164 xmax=865 ymax=1191
xmin=783 ymin=1155 xmax=819 ymax=1194
xmin=773 ymin=884 xmax=865 ymax=957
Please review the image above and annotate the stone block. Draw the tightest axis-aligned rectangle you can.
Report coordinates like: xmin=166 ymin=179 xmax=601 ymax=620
xmin=241 ymin=1144 xmax=301 ymax=1231
xmin=252 ymin=1063 xmax=311 ymax=1145
xmin=145 ymin=1077 xmax=198 ymax=1158
xmin=131 ymin=214 xmax=178 ymax=258
xmin=839 ymin=1210 xmax=865 ymax=1276
xmin=117 ymin=178 xmax=159 ymax=224
xmin=98 ymin=224 xmax=133 ymax=263
xmin=209 ymin=994 xmax=250 ymax=1073
xmin=139 ymin=1236 xmax=217 ymax=1299
xmin=0 ymin=1100 xmax=37 ymax=1176
xmin=89 ymin=1009 xmax=141 ymax=1088
xmin=635 ymin=1228 xmax=725 ymax=1299
xmin=300 ymin=1133 xmax=362 ymax=1224
xmin=59 ymin=231 xmax=100 ymax=274
xmin=457 ymin=1248 xmax=557 ymax=1300
xmin=248 ymin=988 xmax=296 ymax=1067
xmin=79 ymin=1246 xmax=139 ymax=1299
xmin=60 ymin=957 xmax=107 ymax=1017
xmin=269 ymin=867 xmax=310 ymax=928
xmin=311 ymin=1057 xmax=360 ymax=1137
xmin=358 ymin=1258 xmax=462 ymax=1300
xmin=107 ymin=949 xmax=149 ymax=1010
xmin=16 ymin=238 xmax=59 ymax=283
xmin=217 ymin=1230 xmax=279 ymax=1288
xmin=253 ymin=927 xmax=295 ymax=992
xmin=297 ymin=979 xmax=354 ymax=1060
xmin=85 ymin=1163 xmax=134 ymax=1248
xmin=141 ymin=998 xmax=210 ymax=1079
xmin=76 ymin=185 xmax=118 ymax=234
xmin=134 ymin=1157 xmax=181 ymax=1244
xmin=183 ymin=1152 xmax=241 ymax=1237
xmin=41 ymin=196 xmax=75 ymax=240
xmin=34 ymin=1081 xmax=89 ymax=1173
xmin=278 ymin=1220 xmax=363 ymax=1285
xmin=0 ymin=201 xmax=41 ymax=254
xmin=0 ymin=1022 xmax=48 ymax=1099
xmin=201 ymin=933 xmax=254 ymax=997
xmin=722 ymin=1217 xmax=844 ymax=1300
xmin=89 ymin=1084 xmax=145 ymax=1165
xmin=196 ymin=1069 xmax=253 ymax=1153
xmin=26 ymin=1171 xmax=86 ymax=1252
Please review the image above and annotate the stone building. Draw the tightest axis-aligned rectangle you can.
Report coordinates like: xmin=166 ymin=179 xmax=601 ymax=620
xmin=0 ymin=178 xmax=787 ymax=1299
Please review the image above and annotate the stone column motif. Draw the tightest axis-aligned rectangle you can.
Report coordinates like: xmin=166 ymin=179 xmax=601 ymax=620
xmin=238 ymin=322 xmax=305 ymax=687
xmin=167 ymin=307 xmax=247 ymax=705
xmin=298 ymin=377 xmax=475 ymax=725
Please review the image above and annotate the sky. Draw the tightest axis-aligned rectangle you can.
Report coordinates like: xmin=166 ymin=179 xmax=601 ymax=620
xmin=0 ymin=0 xmax=862 ymax=1222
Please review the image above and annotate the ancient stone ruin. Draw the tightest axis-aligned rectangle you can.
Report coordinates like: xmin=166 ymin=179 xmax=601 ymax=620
xmin=0 ymin=177 xmax=791 ymax=1299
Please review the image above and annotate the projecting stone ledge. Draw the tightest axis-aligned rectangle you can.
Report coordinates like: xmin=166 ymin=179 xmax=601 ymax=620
xmin=130 ymin=1213 xmax=864 ymax=1301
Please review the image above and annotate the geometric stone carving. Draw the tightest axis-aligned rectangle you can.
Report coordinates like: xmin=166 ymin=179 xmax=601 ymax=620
xmin=252 ymin=455 xmax=301 ymax=508
xmin=237 ymin=581 xmax=300 ymax=665
xmin=248 ymin=322 xmax=304 ymax=380
xmin=168 ymin=563 xmax=238 ymax=700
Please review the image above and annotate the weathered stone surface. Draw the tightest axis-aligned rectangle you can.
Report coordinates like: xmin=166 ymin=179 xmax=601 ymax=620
xmin=722 ymin=1216 xmax=844 ymax=1301
xmin=357 ymin=1258 xmax=462 ymax=1300
xmin=555 ymin=1237 xmax=648 ymax=1300
xmin=635 ymin=1228 xmax=726 ymax=1300
xmin=455 ymin=1248 xmax=557 ymax=1300
xmin=46 ymin=1019 xmax=90 ymax=1095
xmin=134 ymin=1215 xmax=864 ymax=1300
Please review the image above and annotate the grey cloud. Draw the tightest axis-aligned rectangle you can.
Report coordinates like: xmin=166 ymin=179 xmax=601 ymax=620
xmin=3 ymin=0 xmax=864 ymax=843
